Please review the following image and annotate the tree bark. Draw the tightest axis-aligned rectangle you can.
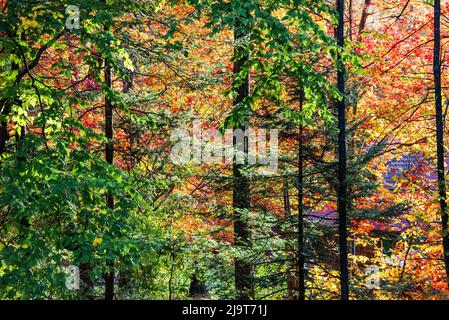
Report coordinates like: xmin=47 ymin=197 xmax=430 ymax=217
xmin=233 ymin=18 xmax=254 ymax=300
xmin=283 ymin=178 xmax=296 ymax=299
xmin=104 ymin=59 xmax=115 ymax=301
xmin=0 ymin=100 xmax=11 ymax=155
xmin=297 ymin=88 xmax=306 ymax=300
xmin=0 ymin=1 xmax=12 ymax=156
xmin=433 ymin=0 xmax=449 ymax=290
xmin=336 ymin=0 xmax=350 ymax=300
xmin=359 ymin=0 xmax=372 ymax=36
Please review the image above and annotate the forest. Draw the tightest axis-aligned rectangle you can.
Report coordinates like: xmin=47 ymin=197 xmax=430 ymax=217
xmin=1 ymin=0 xmax=449 ymax=301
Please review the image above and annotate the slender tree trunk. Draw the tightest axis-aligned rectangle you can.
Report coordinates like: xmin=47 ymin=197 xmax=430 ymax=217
xmin=80 ymin=262 xmax=94 ymax=299
xmin=349 ymin=0 xmax=353 ymax=40
xmin=233 ymin=19 xmax=254 ymax=300
xmin=0 ymin=2 xmax=12 ymax=156
xmin=0 ymin=41 xmax=18 ymax=156
xmin=297 ymin=88 xmax=306 ymax=301
xmin=283 ymin=178 xmax=296 ymax=299
xmin=0 ymin=100 xmax=10 ymax=155
xmin=433 ymin=0 xmax=449 ymax=290
xmin=359 ymin=0 xmax=372 ymax=37
xmin=100 ymin=0 xmax=115 ymax=300
xmin=104 ymin=59 xmax=115 ymax=301
xmin=336 ymin=0 xmax=349 ymax=300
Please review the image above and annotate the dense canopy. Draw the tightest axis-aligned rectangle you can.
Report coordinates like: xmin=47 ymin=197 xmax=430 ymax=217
xmin=1 ymin=0 xmax=449 ymax=301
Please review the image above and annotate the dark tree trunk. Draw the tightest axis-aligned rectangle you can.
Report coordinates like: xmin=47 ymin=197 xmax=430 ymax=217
xmin=80 ymin=262 xmax=95 ymax=299
xmin=105 ymin=64 xmax=114 ymax=167
xmin=0 ymin=2 xmax=12 ymax=156
xmin=433 ymin=0 xmax=449 ymax=290
xmin=0 ymin=100 xmax=10 ymax=155
xmin=358 ymin=0 xmax=372 ymax=36
xmin=336 ymin=0 xmax=349 ymax=300
xmin=297 ymin=88 xmax=306 ymax=301
xmin=0 ymin=45 xmax=19 ymax=156
xmin=189 ymin=274 xmax=209 ymax=300
xmin=284 ymin=178 xmax=300 ymax=300
xmin=104 ymin=59 xmax=115 ymax=301
xmin=283 ymin=179 xmax=293 ymax=297
xmin=233 ymin=19 xmax=254 ymax=300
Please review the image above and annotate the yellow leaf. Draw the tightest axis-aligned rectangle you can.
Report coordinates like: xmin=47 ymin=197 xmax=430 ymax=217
xmin=93 ymin=237 xmax=103 ymax=247
xmin=20 ymin=17 xmax=39 ymax=30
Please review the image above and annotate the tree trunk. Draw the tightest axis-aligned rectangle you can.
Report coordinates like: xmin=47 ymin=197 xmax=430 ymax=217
xmin=233 ymin=18 xmax=254 ymax=300
xmin=359 ymin=0 xmax=372 ymax=36
xmin=433 ymin=0 xmax=449 ymax=290
xmin=104 ymin=59 xmax=115 ymax=301
xmin=297 ymin=88 xmax=306 ymax=301
xmin=284 ymin=177 xmax=300 ymax=300
xmin=0 ymin=41 xmax=19 ymax=156
xmin=0 ymin=100 xmax=10 ymax=155
xmin=336 ymin=0 xmax=350 ymax=300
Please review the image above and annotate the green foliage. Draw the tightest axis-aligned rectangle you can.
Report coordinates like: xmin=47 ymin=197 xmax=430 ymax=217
xmin=0 ymin=0 xmax=366 ymax=301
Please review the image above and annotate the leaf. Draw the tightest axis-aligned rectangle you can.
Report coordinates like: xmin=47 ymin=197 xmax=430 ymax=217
xmin=93 ymin=237 xmax=103 ymax=247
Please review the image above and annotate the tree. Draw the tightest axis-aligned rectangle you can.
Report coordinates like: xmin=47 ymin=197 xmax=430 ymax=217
xmin=336 ymin=0 xmax=349 ymax=300
xmin=433 ymin=0 xmax=449 ymax=290
xmin=232 ymin=14 xmax=254 ymax=300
